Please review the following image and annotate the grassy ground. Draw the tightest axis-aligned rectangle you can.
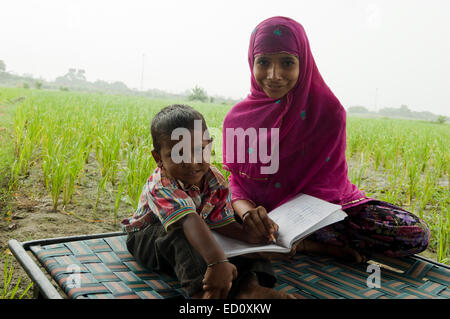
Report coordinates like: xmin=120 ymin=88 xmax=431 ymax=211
xmin=0 ymin=95 xmax=34 ymax=299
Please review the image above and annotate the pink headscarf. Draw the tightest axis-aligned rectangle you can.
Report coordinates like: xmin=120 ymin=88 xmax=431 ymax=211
xmin=222 ymin=16 xmax=368 ymax=212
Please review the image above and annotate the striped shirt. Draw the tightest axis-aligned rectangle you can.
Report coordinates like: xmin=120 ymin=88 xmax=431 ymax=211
xmin=121 ymin=164 xmax=236 ymax=233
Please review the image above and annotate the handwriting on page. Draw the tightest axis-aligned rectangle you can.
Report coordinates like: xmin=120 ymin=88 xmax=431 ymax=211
xmin=269 ymin=194 xmax=341 ymax=245
xmin=272 ymin=205 xmax=323 ymax=244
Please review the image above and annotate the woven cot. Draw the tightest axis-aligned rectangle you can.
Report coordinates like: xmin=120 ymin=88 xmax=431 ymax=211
xmin=8 ymin=232 xmax=450 ymax=299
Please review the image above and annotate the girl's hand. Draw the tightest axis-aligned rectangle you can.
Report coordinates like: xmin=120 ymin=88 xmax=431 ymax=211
xmin=202 ymin=261 xmax=237 ymax=299
xmin=242 ymin=206 xmax=279 ymax=244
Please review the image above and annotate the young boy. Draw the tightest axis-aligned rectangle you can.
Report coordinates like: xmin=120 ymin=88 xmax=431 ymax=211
xmin=121 ymin=104 xmax=294 ymax=299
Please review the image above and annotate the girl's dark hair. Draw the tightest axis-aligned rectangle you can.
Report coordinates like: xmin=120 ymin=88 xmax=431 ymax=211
xmin=151 ymin=104 xmax=207 ymax=152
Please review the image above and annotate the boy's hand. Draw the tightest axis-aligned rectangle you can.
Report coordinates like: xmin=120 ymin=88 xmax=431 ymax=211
xmin=202 ymin=262 xmax=237 ymax=299
xmin=242 ymin=206 xmax=279 ymax=244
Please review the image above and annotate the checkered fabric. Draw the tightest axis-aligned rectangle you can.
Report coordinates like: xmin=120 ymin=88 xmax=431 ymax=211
xmin=29 ymin=235 xmax=450 ymax=299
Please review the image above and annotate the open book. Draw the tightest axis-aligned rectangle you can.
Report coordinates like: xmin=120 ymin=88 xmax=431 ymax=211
xmin=212 ymin=194 xmax=347 ymax=258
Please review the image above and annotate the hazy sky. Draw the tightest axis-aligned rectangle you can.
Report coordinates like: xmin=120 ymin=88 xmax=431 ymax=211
xmin=1 ymin=0 xmax=449 ymax=116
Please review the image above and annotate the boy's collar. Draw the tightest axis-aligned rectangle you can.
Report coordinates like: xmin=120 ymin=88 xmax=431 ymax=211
xmin=158 ymin=166 xmax=212 ymax=192
xmin=176 ymin=178 xmax=203 ymax=192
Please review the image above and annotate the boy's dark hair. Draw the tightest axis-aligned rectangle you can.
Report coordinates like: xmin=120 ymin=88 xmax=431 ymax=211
xmin=151 ymin=104 xmax=208 ymax=153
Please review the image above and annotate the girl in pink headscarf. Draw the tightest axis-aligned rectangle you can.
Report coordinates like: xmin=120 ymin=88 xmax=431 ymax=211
xmin=222 ymin=16 xmax=430 ymax=262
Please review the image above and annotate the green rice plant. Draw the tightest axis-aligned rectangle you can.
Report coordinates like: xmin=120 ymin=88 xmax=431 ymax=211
xmin=47 ymin=154 xmax=67 ymax=210
xmin=113 ymin=175 xmax=128 ymax=225
xmin=97 ymin=123 xmax=123 ymax=185
xmin=62 ymin=153 xmax=85 ymax=207
xmin=93 ymin=173 xmax=109 ymax=216
xmin=9 ymin=138 xmax=32 ymax=188
xmin=373 ymin=145 xmax=383 ymax=172
xmin=349 ymin=152 xmax=367 ymax=189
xmin=1 ymin=254 xmax=33 ymax=299
xmin=12 ymin=102 xmax=26 ymax=158
xmin=417 ymin=141 xmax=431 ymax=174
xmin=9 ymin=104 xmax=37 ymax=188
xmin=42 ymin=133 xmax=73 ymax=210
xmin=406 ymin=159 xmax=420 ymax=206
xmin=40 ymin=133 xmax=58 ymax=190
xmin=437 ymin=203 xmax=449 ymax=264
xmin=417 ymin=168 xmax=436 ymax=218
xmin=383 ymin=162 xmax=407 ymax=205
xmin=123 ymin=142 xmax=156 ymax=209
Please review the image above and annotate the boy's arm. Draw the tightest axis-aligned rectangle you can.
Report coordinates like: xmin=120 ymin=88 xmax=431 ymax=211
xmin=179 ymin=213 xmax=237 ymax=298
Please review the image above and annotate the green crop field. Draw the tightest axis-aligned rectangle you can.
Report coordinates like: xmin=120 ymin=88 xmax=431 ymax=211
xmin=0 ymin=87 xmax=448 ymax=270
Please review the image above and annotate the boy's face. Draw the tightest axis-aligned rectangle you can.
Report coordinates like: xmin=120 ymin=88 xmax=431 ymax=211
xmin=152 ymin=129 xmax=213 ymax=188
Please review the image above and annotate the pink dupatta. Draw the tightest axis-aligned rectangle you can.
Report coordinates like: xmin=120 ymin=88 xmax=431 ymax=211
xmin=222 ymin=16 xmax=368 ymax=212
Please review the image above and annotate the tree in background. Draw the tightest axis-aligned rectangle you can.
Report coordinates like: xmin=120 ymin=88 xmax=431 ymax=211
xmin=34 ymin=80 xmax=43 ymax=89
xmin=188 ymin=85 xmax=208 ymax=102
xmin=436 ymin=115 xmax=447 ymax=124
xmin=0 ymin=60 xmax=5 ymax=72
xmin=348 ymin=106 xmax=369 ymax=113
xmin=379 ymin=105 xmax=411 ymax=117
xmin=76 ymin=69 xmax=86 ymax=81
xmin=56 ymin=68 xmax=87 ymax=84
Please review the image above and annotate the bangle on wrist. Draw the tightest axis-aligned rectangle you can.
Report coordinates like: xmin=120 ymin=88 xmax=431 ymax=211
xmin=207 ymin=259 xmax=229 ymax=268
xmin=241 ymin=211 xmax=251 ymax=220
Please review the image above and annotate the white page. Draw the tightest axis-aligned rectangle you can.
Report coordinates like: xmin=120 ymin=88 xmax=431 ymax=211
xmin=268 ymin=194 xmax=346 ymax=247
xmin=212 ymin=193 xmax=347 ymax=258
xmin=212 ymin=231 xmax=290 ymax=258
xmin=281 ymin=209 xmax=348 ymax=246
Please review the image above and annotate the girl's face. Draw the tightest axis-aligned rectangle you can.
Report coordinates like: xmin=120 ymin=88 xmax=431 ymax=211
xmin=253 ymin=52 xmax=300 ymax=99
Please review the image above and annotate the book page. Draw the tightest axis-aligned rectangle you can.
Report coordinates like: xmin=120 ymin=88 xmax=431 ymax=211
xmin=285 ymin=209 xmax=348 ymax=245
xmin=212 ymin=231 xmax=290 ymax=258
xmin=211 ymin=193 xmax=347 ymax=258
xmin=265 ymin=194 xmax=347 ymax=247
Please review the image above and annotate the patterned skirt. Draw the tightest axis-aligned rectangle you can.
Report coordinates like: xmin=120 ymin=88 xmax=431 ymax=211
xmin=308 ymin=200 xmax=431 ymax=258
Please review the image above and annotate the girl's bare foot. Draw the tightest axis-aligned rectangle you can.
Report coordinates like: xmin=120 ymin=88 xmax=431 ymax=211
xmin=296 ymin=239 xmax=366 ymax=263
xmin=235 ymin=273 xmax=296 ymax=299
